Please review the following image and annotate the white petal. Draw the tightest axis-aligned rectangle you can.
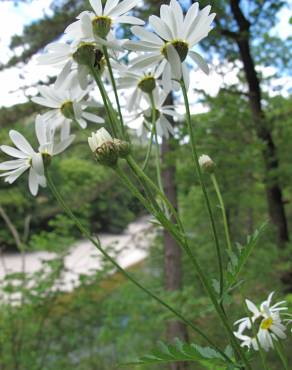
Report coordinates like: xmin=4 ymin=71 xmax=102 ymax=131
xmin=149 ymin=15 xmax=172 ymax=41
xmin=54 ymin=60 xmax=73 ymax=89
xmin=246 ymin=299 xmax=260 ymax=316
xmin=104 ymin=0 xmax=119 ymax=15
xmin=28 ymin=168 xmax=39 ymax=196
xmin=32 ymin=97 xmax=59 ymax=109
xmin=131 ymin=54 xmax=162 ymax=70
xmin=32 ymin=153 xmax=44 ymax=176
xmin=182 ymin=63 xmax=190 ymax=90
xmin=76 ymin=118 xmax=87 ymax=129
xmin=170 ymin=0 xmax=183 ymax=36
xmin=189 ymin=51 xmax=209 ymax=75
xmin=35 ymin=115 xmax=47 ymax=146
xmin=89 ymin=0 xmax=102 ymax=15
xmin=108 ymin=0 xmax=139 ymax=17
xmin=166 ymin=45 xmax=182 ymax=80
xmin=9 ymin=130 xmax=35 ymax=156
xmin=1 ymin=145 xmax=28 ymax=159
xmin=183 ymin=2 xmax=199 ymax=39
xmin=82 ymin=112 xmax=104 ymax=123
xmin=2 ymin=166 xmax=29 ymax=183
xmin=131 ymin=26 xmax=163 ymax=45
xmin=117 ymin=15 xmax=144 ymax=25
xmin=0 ymin=159 xmax=27 ymax=171
xmin=53 ymin=135 xmax=75 ymax=155
xmin=61 ymin=120 xmax=71 ymax=140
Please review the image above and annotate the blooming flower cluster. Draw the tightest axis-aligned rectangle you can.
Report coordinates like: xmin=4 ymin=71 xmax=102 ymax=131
xmin=234 ymin=292 xmax=291 ymax=352
xmin=0 ymin=0 xmax=215 ymax=195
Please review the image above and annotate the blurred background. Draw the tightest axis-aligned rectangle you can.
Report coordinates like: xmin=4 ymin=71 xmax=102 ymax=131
xmin=0 ymin=0 xmax=291 ymax=369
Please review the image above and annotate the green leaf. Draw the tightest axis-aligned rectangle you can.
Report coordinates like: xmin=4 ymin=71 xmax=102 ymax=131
xmin=124 ymin=338 xmax=232 ymax=367
xmin=226 ymin=222 xmax=267 ymax=290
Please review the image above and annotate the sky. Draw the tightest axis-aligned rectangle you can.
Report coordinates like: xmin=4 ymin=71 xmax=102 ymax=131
xmin=0 ymin=0 xmax=291 ymax=112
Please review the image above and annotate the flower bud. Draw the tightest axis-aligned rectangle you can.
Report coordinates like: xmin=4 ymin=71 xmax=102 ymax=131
xmin=113 ymin=139 xmax=131 ymax=158
xmin=198 ymin=154 xmax=215 ymax=172
xmin=88 ymin=128 xmax=117 ymax=166
xmin=73 ymin=43 xmax=96 ymax=67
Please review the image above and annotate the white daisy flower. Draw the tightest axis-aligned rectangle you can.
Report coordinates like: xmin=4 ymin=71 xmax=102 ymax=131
xmin=115 ymin=61 xmax=169 ymax=111
xmin=0 ymin=131 xmax=46 ymax=196
xmin=35 ymin=115 xmax=76 ymax=156
xmin=65 ymin=0 xmax=144 ymax=47
xmin=127 ymin=89 xmax=181 ymax=139
xmin=125 ymin=1 xmax=215 ymax=89
xmin=31 ymin=84 xmax=104 ymax=129
xmin=234 ymin=292 xmax=289 ymax=352
xmin=37 ymin=42 xmax=91 ymax=90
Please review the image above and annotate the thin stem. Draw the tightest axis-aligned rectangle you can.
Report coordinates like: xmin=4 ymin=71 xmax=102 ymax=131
xmin=126 ymin=155 xmax=251 ymax=370
xmin=142 ymin=126 xmax=155 ymax=171
xmin=274 ymin=340 xmax=288 ymax=370
xmin=103 ymin=46 xmax=126 ymax=138
xmin=180 ymin=79 xmax=224 ymax=296
xmin=211 ymin=173 xmax=232 ymax=252
xmin=149 ymin=92 xmax=164 ymax=195
xmin=89 ymin=66 xmax=118 ymax=137
xmin=45 ymin=168 xmax=233 ymax=365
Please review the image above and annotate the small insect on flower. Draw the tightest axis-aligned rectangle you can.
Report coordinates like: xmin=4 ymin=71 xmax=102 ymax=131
xmin=234 ymin=292 xmax=289 ymax=352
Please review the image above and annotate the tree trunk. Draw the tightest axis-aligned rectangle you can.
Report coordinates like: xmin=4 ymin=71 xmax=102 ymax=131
xmin=161 ymin=95 xmax=188 ymax=370
xmin=225 ymin=0 xmax=289 ymax=246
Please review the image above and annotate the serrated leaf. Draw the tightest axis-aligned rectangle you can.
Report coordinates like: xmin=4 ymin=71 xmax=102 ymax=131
xmin=124 ymin=340 xmax=232 ymax=367
xmin=226 ymin=222 xmax=267 ymax=290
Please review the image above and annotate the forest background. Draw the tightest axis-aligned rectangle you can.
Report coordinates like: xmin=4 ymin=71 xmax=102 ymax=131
xmin=0 ymin=0 xmax=291 ymax=369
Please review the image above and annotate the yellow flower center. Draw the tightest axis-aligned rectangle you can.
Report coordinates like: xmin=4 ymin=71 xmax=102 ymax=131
xmin=261 ymin=317 xmax=273 ymax=330
xmin=161 ymin=40 xmax=189 ymax=62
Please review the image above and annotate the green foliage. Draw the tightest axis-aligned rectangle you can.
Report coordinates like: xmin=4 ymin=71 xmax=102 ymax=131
xmin=127 ymin=338 xmax=232 ymax=368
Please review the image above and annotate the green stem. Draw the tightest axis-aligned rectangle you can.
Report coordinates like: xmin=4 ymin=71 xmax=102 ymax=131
xmin=274 ymin=340 xmax=288 ymax=370
xmin=89 ymin=66 xmax=118 ymax=137
xmin=180 ymin=81 xmax=251 ymax=369
xmin=149 ymin=92 xmax=164 ymax=195
xmin=180 ymin=79 xmax=224 ymax=296
xmin=103 ymin=46 xmax=126 ymax=138
xmin=126 ymin=155 xmax=251 ymax=370
xmin=211 ymin=173 xmax=232 ymax=252
xmin=45 ymin=168 xmax=233 ymax=365
xmin=142 ymin=126 xmax=155 ymax=171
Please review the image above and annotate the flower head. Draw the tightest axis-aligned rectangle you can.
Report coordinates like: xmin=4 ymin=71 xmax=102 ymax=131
xmin=0 ymin=131 xmax=46 ymax=196
xmin=32 ymin=84 xmax=104 ymax=130
xmin=234 ymin=292 xmax=289 ymax=352
xmin=125 ymin=1 xmax=215 ymax=89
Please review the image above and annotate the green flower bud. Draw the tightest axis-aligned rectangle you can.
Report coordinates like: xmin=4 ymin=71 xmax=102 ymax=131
xmin=113 ymin=139 xmax=131 ymax=158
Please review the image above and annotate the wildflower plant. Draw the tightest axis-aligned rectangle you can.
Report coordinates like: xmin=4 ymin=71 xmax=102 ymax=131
xmin=0 ymin=1 xmax=291 ymax=369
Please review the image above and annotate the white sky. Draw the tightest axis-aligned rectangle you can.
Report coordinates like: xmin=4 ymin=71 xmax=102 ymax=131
xmin=0 ymin=0 xmax=291 ymax=112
